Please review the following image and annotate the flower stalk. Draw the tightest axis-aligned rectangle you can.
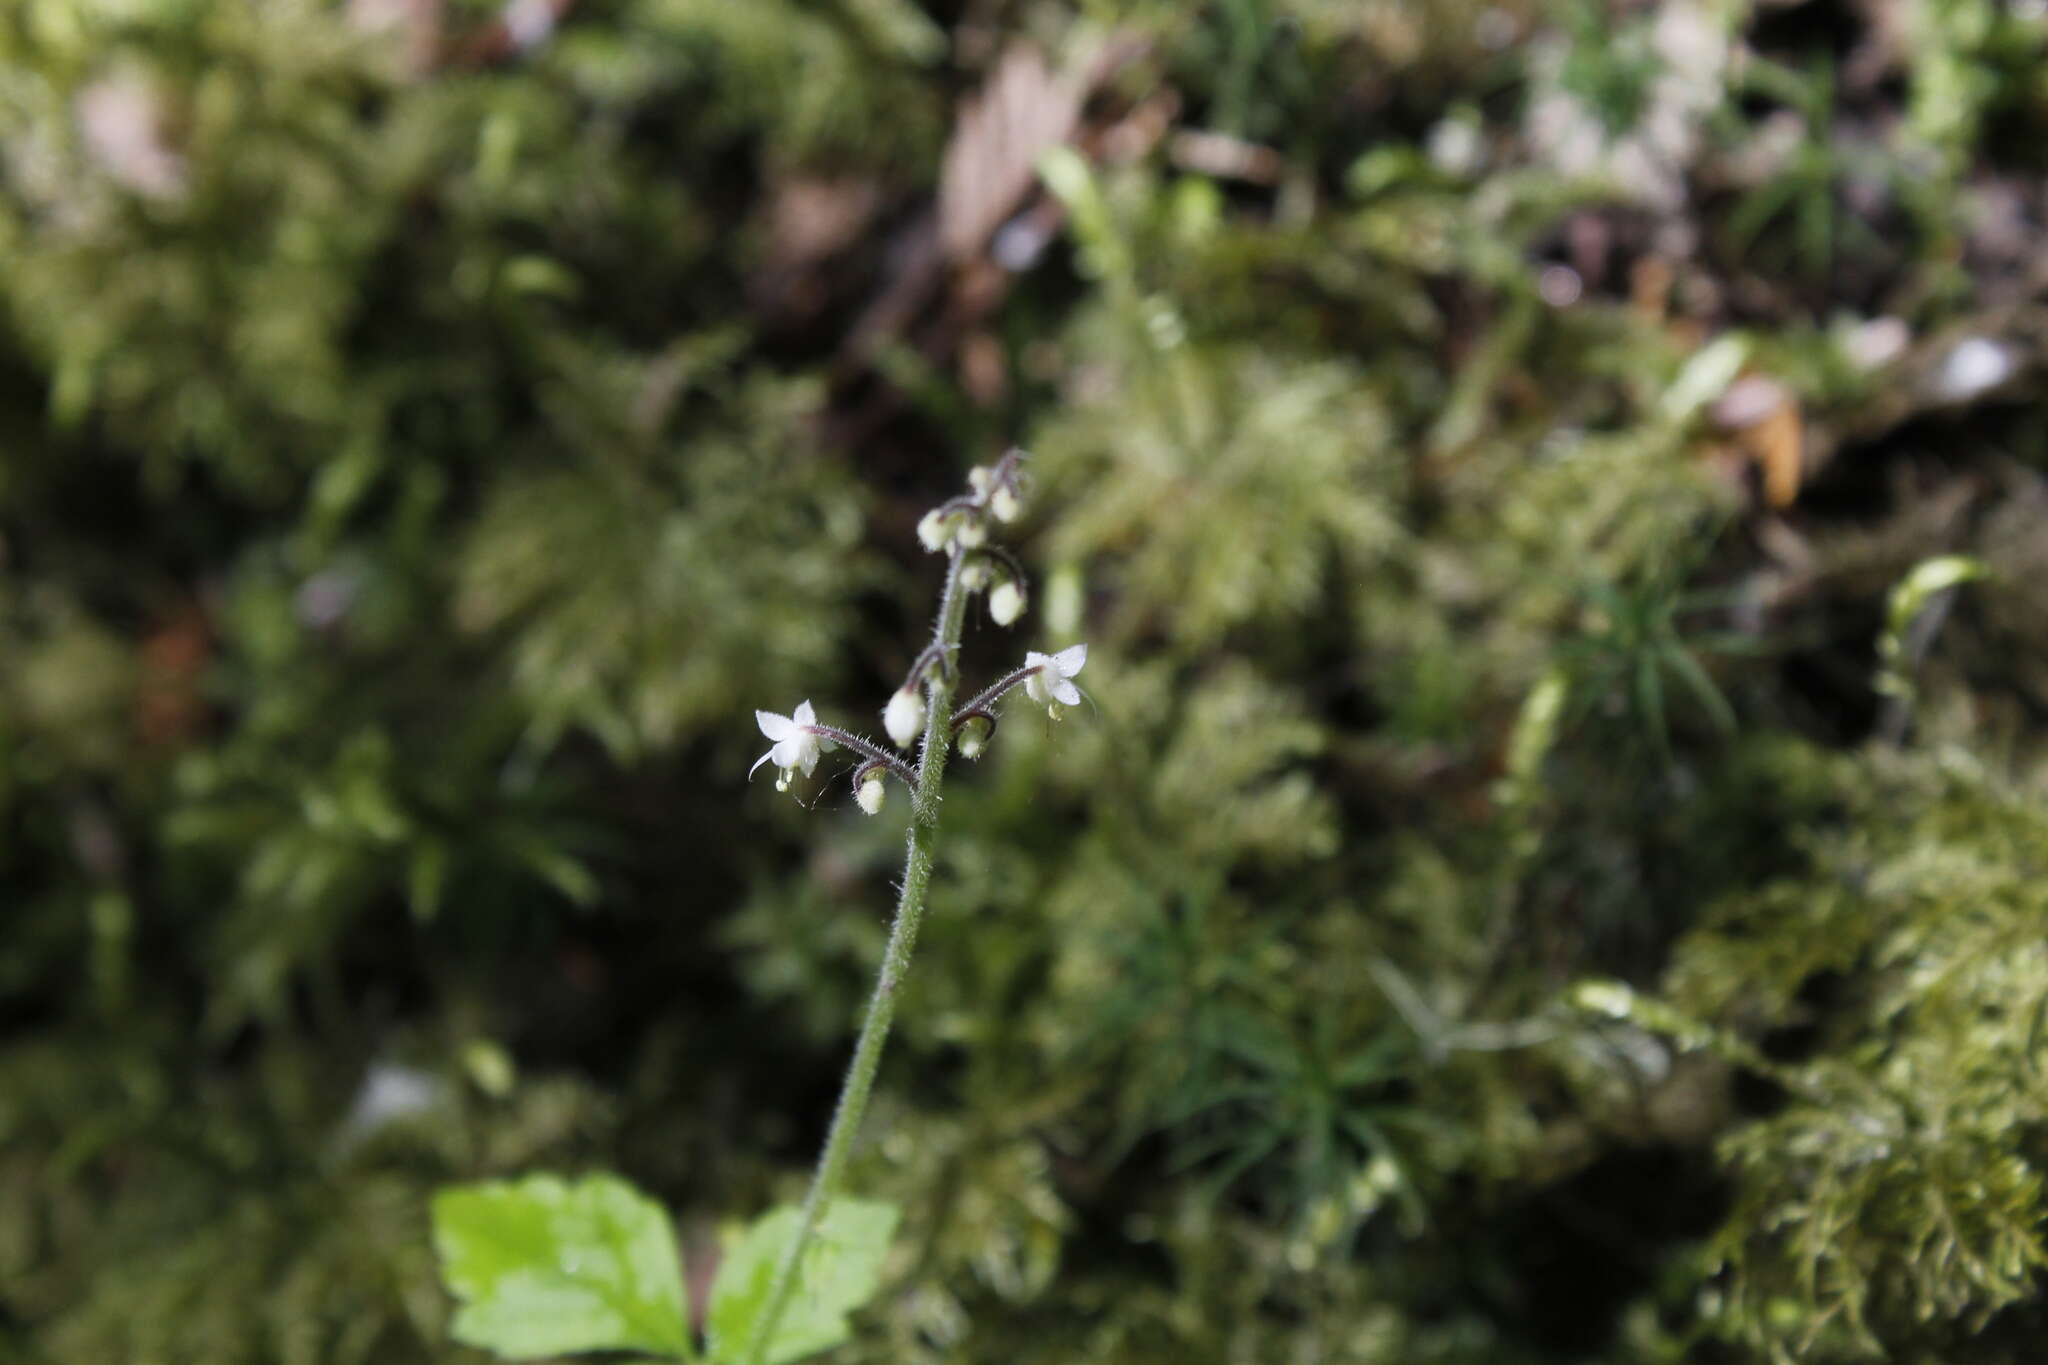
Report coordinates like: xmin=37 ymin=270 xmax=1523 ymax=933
xmin=741 ymin=450 xmax=1082 ymax=1364
xmin=800 ymin=724 xmax=920 ymax=788
xmin=742 ymin=547 xmax=971 ymax=1364
xmin=951 ymin=664 xmax=1042 ymax=724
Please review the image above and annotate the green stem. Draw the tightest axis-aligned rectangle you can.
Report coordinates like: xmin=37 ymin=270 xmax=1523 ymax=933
xmin=743 ymin=547 xmax=970 ymax=1365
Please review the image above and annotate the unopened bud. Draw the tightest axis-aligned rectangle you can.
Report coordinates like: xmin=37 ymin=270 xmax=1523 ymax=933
xmin=967 ymin=465 xmax=994 ymax=494
xmin=856 ymin=772 xmax=886 ymax=815
xmin=917 ymin=509 xmax=951 ymax=553
xmin=960 ymin=558 xmax=992 ymax=591
xmin=956 ymin=716 xmax=991 ymax=759
xmin=989 ymin=580 xmax=1026 ymax=626
xmin=883 ymin=687 xmax=926 ymax=748
xmin=954 ymin=515 xmax=987 ymax=549
xmin=990 ymin=484 xmax=1021 ymax=523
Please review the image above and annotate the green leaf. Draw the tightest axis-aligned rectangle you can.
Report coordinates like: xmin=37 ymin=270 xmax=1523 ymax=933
xmin=1875 ymin=555 xmax=1991 ymax=699
xmin=1881 ymin=555 xmax=1990 ymax=654
xmin=431 ymin=1173 xmax=692 ymax=1361
xmin=1660 ymin=333 xmax=1750 ymax=425
xmin=706 ymin=1200 xmax=899 ymax=1365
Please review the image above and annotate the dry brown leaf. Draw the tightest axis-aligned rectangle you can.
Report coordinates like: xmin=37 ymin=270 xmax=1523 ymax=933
xmin=1712 ymin=374 xmax=1803 ymax=509
xmin=1747 ymin=400 xmax=1804 ymax=509
xmin=348 ymin=0 xmax=443 ymax=77
xmin=1168 ymin=128 xmax=1281 ymax=184
xmin=938 ymin=45 xmax=1088 ymax=264
xmin=75 ymin=72 xmax=187 ymax=200
xmin=136 ymin=605 xmax=211 ymax=749
xmin=768 ymin=178 xmax=883 ymax=271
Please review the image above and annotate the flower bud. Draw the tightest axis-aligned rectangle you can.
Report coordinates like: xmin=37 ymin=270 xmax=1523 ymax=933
xmin=967 ymin=465 xmax=994 ymax=494
xmin=954 ymin=515 xmax=987 ymax=549
xmin=990 ymin=484 xmax=1021 ymax=523
xmin=917 ymin=509 xmax=951 ymax=553
xmin=989 ymin=580 xmax=1026 ymax=626
xmin=883 ymin=687 xmax=926 ymax=748
xmin=959 ymin=558 xmax=992 ymax=591
xmin=856 ymin=771 xmax=886 ymax=815
xmin=956 ymin=715 xmax=991 ymax=759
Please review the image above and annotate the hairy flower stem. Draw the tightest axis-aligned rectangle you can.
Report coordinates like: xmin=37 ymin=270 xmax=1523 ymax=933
xmin=951 ymin=664 xmax=1040 ymax=724
xmin=744 ymin=548 xmax=970 ymax=1364
xmin=801 ymin=724 xmax=920 ymax=788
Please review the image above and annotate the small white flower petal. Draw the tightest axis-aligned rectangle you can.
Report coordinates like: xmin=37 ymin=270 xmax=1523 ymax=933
xmin=1024 ymin=650 xmax=1051 ymax=670
xmin=856 ymin=775 xmax=886 ymax=815
xmin=989 ymin=581 xmax=1025 ymax=626
xmin=884 ymin=688 xmax=925 ymax=748
xmin=1051 ymin=643 xmax=1088 ymax=676
xmin=793 ymin=700 xmax=817 ymax=727
xmin=1051 ymin=678 xmax=1082 ymax=706
xmin=756 ymin=710 xmax=794 ymax=741
xmin=749 ymin=749 xmax=777 ymax=779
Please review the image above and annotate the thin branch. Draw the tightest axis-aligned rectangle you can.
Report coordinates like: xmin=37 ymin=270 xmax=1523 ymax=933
xmin=803 ymin=724 xmax=920 ymax=788
xmin=899 ymin=641 xmax=956 ymax=693
xmin=951 ymin=664 xmax=1040 ymax=725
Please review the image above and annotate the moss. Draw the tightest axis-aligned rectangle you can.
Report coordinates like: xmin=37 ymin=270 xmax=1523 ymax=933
xmin=6 ymin=0 xmax=2048 ymax=1359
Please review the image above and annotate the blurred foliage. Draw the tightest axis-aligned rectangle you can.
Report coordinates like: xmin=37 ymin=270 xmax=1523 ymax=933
xmin=8 ymin=0 xmax=2048 ymax=1361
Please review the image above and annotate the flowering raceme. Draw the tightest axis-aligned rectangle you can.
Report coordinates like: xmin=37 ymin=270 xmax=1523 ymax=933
xmin=725 ymin=449 xmax=1093 ymax=1364
xmin=743 ymin=449 xmax=1081 ymax=813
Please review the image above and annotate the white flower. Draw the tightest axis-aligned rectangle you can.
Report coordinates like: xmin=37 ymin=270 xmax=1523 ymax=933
xmin=1022 ymin=644 xmax=1087 ymax=710
xmin=751 ymin=700 xmax=831 ymax=790
xmin=883 ymin=687 xmax=926 ymax=749
xmin=989 ymin=580 xmax=1026 ymax=626
xmin=856 ymin=771 xmax=886 ymax=815
xmin=1936 ymin=336 xmax=2013 ymax=403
